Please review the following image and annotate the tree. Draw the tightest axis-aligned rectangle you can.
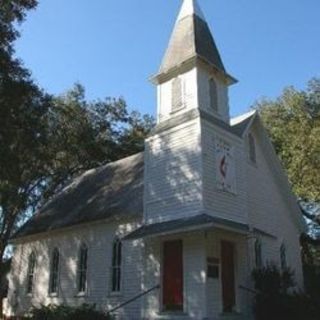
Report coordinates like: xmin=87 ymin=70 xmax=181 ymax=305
xmin=0 ymin=0 xmax=37 ymax=79
xmin=255 ymin=79 xmax=320 ymax=292
xmin=1 ymin=82 xmax=154 ymax=268
xmin=44 ymin=84 xmax=154 ymax=197
xmin=256 ymin=79 xmax=320 ymax=202
xmin=0 ymin=3 xmax=155 ymax=314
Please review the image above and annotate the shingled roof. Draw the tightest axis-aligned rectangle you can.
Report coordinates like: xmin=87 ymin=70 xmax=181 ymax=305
xmin=159 ymin=0 xmax=226 ymax=74
xmin=12 ymin=113 xmax=255 ymax=240
xmin=13 ymin=153 xmax=144 ymax=240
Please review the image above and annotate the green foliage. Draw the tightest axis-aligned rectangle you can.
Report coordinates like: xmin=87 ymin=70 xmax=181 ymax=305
xmin=303 ymin=263 xmax=320 ymax=298
xmin=252 ymin=263 xmax=320 ymax=320
xmin=27 ymin=304 xmax=113 ymax=320
xmin=0 ymin=0 xmax=38 ymax=78
xmin=0 ymin=0 xmax=155 ymax=302
xmin=252 ymin=263 xmax=296 ymax=295
xmin=255 ymin=78 xmax=320 ymax=201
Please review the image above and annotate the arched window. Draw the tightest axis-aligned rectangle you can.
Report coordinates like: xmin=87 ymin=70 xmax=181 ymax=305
xmin=172 ymin=77 xmax=183 ymax=112
xmin=49 ymin=248 xmax=60 ymax=294
xmin=280 ymin=244 xmax=287 ymax=270
xmin=248 ymin=133 xmax=256 ymax=163
xmin=77 ymin=243 xmax=88 ymax=293
xmin=209 ymin=78 xmax=218 ymax=112
xmin=111 ymin=238 xmax=122 ymax=292
xmin=255 ymin=239 xmax=263 ymax=268
xmin=26 ymin=252 xmax=36 ymax=294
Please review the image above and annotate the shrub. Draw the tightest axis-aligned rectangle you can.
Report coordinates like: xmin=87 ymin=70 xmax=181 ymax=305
xmin=27 ymin=304 xmax=113 ymax=320
xmin=252 ymin=263 xmax=320 ymax=320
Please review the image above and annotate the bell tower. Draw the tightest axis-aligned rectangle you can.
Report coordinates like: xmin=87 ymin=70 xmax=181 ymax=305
xmin=152 ymin=0 xmax=237 ymax=124
xmin=144 ymin=0 xmax=237 ymax=224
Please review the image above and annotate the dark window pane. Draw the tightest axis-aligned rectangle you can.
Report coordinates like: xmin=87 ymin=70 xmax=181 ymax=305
xmin=49 ymin=249 xmax=59 ymax=294
xmin=111 ymin=239 xmax=122 ymax=292
xmin=78 ymin=244 xmax=88 ymax=293
xmin=27 ymin=252 xmax=36 ymax=294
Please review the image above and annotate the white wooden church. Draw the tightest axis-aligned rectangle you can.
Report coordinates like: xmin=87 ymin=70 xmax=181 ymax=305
xmin=6 ymin=0 xmax=305 ymax=319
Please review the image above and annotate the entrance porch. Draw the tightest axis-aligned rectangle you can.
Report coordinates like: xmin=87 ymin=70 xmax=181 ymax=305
xmin=126 ymin=216 xmax=253 ymax=320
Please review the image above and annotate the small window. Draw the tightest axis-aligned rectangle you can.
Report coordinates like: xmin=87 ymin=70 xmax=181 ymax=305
xmin=255 ymin=239 xmax=262 ymax=268
xmin=172 ymin=77 xmax=183 ymax=112
xmin=77 ymin=244 xmax=88 ymax=293
xmin=26 ymin=252 xmax=36 ymax=294
xmin=248 ymin=134 xmax=256 ymax=163
xmin=111 ymin=238 xmax=122 ymax=292
xmin=209 ymin=78 xmax=218 ymax=112
xmin=280 ymin=244 xmax=287 ymax=270
xmin=49 ymin=248 xmax=60 ymax=294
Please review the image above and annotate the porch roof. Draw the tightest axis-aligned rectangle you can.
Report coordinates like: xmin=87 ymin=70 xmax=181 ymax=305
xmin=123 ymin=214 xmax=249 ymax=240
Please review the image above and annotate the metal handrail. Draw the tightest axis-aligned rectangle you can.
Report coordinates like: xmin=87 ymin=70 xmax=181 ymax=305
xmin=107 ymin=284 xmax=160 ymax=315
xmin=239 ymin=285 xmax=258 ymax=295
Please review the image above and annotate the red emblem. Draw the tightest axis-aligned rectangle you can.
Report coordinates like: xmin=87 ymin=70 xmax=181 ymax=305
xmin=220 ymin=155 xmax=227 ymax=178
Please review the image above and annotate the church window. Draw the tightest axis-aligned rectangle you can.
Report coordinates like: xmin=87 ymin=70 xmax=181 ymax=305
xmin=172 ymin=77 xmax=183 ymax=112
xmin=49 ymin=248 xmax=60 ymax=294
xmin=209 ymin=78 xmax=218 ymax=112
xmin=111 ymin=238 xmax=122 ymax=292
xmin=77 ymin=243 xmax=88 ymax=293
xmin=26 ymin=252 xmax=36 ymax=294
xmin=255 ymin=239 xmax=262 ymax=268
xmin=280 ymin=244 xmax=287 ymax=270
xmin=248 ymin=134 xmax=256 ymax=163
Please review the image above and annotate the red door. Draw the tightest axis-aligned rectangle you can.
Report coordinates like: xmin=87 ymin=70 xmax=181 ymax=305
xmin=163 ymin=240 xmax=183 ymax=311
xmin=221 ymin=241 xmax=236 ymax=313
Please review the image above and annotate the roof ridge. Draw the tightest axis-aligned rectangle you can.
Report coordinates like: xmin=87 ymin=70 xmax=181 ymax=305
xmin=230 ymin=110 xmax=257 ymax=126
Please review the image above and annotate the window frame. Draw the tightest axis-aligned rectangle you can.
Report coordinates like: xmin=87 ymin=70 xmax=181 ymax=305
xmin=77 ymin=243 xmax=88 ymax=294
xmin=111 ymin=237 xmax=122 ymax=293
xmin=171 ymin=77 xmax=184 ymax=113
xmin=254 ymin=239 xmax=263 ymax=269
xmin=209 ymin=77 xmax=218 ymax=113
xmin=49 ymin=248 xmax=60 ymax=295
xmin=248 ymin=133 xmax=257 ymax=164
xmin=280 ymin=243 xmax=287 ymax=270
xmin=26 ymin=252 xmax=36 ymax=295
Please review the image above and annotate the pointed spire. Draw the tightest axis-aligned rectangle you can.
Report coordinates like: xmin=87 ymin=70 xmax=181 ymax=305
xmin=177 ymin=0 xmax=205 ymax=21
xmin=158 ymin=0 xmax=229 ymax=79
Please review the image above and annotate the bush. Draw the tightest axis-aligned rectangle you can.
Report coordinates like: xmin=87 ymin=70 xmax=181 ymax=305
xmin=26 ymin=304 xmax=113 ymax=320
xmin=252 ymin=263 xmax=320 ymax=320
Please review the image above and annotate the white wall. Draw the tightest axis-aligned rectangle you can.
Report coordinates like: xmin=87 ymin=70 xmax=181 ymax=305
xmin=144 ymin=118 xmax=203 ymax=224
xmin=157 ymin=68 xmax=198 ymax=123
xmin=157 ymin=66 xmax=230 ymax=124
xmin=142 ymin=232 xmax=207 ymax=320
xmin=197 ymin=67 xmax=230 ymax=122
xmin=6 ymin=219 xmax=143 ymax=320
xmin=205 ymin=230 xmax=251 ymax=319
xmin=246 ymin=123 xmax=304 ymax=287
xmin=201 ymin=120 xmax=249 ymax=225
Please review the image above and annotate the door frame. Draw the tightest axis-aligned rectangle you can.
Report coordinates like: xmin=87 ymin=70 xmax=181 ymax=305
xmin=160 ymin=238 xmax=184 ymax=313
xmin=220 ymin=240 xmax=237 ymax=313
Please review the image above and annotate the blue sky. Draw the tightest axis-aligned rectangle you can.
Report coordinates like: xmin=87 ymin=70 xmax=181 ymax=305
xmin=15 ymin=0 xmax=320 ymax=117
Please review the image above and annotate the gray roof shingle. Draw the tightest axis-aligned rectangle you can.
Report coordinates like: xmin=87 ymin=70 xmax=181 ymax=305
xmin=124 ymin=214 xmax=249 ymax=240
xmin=12 ymin=113 xmax=255 ymax=240
xmin=12 ymin=153 xmax=144 ymax=239
xmin=159 ymin=14 xmax=225 ymax=74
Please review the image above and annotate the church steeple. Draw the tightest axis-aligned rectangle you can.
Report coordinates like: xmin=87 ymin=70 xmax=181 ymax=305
xmin=153 ymin=0 xmax=236 ymax=124
xmin=157 ymin=0 xmax=235 ymax=82
xmin=177 ymin=0 xmax=205 ymax=21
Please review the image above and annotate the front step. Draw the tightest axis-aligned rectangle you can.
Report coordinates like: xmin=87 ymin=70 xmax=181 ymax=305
xmin=217 ymin=313 xmax=252 ymax=320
